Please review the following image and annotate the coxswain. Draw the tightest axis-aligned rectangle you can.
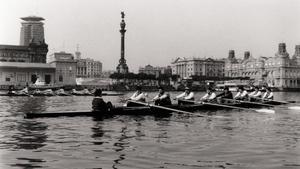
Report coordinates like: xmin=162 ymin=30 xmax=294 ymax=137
xmin=261 ymin=87 xmax=274 ymax=101
xmin=248 ymin=86 xmax=262 ymax=101
xmin=152 ymin=86 xmax=171 ymax=106
xmin=216 ymin=87 xmax=233 ymax=103
xmin=234 ymin=86 xmax=248 ymax=100
xmin=200 ymin=87 xmax=217 ymax=102
xmin=92 ymin=88 xmax=111 ymax=112
xmin=175 ymin=87 xmax=194 ymax=105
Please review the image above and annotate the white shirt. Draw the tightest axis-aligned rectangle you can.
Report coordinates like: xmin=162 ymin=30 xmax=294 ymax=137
xmin=262 ymin=92 xmax=273 ymax=99
xmin=130 ymin=91 xmax=146 ymax=101
xmin=20 ymin=87 xmax=28 ymax=94
xmin=176 ymin=92 xmax=194 ymax=100
xmin=153 ymin=93 xmax=169 ymax=101
xmin=234 ymin=90 xmax=248 ymax=99
xmin=249 ymin=91 xmax=262 ymax=97
xmin=201 ymin=92 xmax=216 ymax=100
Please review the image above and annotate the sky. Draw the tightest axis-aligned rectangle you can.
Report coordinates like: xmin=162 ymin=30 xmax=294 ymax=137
xmin=0 ymin=0 xmax=300 ymax=72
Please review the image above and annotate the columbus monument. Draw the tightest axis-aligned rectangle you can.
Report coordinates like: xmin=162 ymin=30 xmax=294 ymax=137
xmin=116 ymin=11 xmax=129 ymax=74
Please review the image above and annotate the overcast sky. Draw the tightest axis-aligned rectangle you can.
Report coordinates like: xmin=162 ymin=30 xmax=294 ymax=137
xmin=0 ymin=0 xmax=300 ymax=72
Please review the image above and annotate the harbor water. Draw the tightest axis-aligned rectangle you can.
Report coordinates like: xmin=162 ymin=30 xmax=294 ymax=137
xmin=0 ymin=91 xmax=299 ymax=169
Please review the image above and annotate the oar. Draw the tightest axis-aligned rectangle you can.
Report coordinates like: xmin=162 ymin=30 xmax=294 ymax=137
xmin=180 ymin=99 xmax=275 ymax=114
xmin=127 ymin=100 xmax=206 ymax=117
xmin=255 ymin=97 xmax=294 ymax=104
xmin=222 ymin=98 xmax=275 ymax=107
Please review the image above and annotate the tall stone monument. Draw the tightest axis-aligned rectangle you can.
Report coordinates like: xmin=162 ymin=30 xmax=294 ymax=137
xmin=116 ymin=12 xmax=129 ymax=74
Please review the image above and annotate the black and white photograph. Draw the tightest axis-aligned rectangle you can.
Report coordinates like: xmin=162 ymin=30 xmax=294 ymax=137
xmin=0 ymin=0 xmax=299 ymax=168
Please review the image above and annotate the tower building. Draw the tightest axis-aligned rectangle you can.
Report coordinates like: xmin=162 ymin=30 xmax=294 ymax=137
xmin=20 ymin=16 xmax=45 ymax=46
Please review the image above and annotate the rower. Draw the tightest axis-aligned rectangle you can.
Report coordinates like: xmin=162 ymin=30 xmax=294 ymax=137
xmin=82 ymin=87 xmax=91 ymax=95
xmin=216 ymin=87 xmax=233 ymax=103
xmin=200 ymin=87 xmax=217 ymax=102
xmin=129 ymin=86 xmax=146 ymax=101
xmin=7 ymin=85 xmax=16 ymax=95
xmin=175 ymin=87 xmax=194 ymax=105
xmin=43 ymin=89 xmax=54 ymax=95
xmin=32 ymin=89 xmax=42 ymax=95
xmin=261 ymin=87 xmax=274 ymax=101
xmin=152 ymin=86 xmax=171 ymax=106
xmin=92 ymin=88 xmax=110 ymax=112
xmin=234 ymin=86 xmax=248 ymax=100
xmin=19 ymin=86 xmax=29 ymax=95
xmin=71 ymin=89 xmax=79 ymax=95
xmin=248 ymin=86 xmax=262 ymax=101
xmin=56 ymin=88 xmax=66 ymax=95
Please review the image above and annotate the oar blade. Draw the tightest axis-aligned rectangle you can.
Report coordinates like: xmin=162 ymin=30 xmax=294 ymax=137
xmin=255 ymin=109 xmax=275 ymax=114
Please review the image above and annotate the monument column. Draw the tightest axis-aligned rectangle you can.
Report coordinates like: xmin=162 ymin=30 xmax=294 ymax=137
xmin=116 ymin=11 xmax=129 ymax=74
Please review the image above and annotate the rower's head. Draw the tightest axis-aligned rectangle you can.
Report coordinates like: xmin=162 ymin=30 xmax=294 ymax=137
xmin=238 ymin=86 xmax=244 ymax=92
xmin=158 ymin=86 xmax=164 ymax=94
xmin=207 ymin=87 xmax=214 ymax=93
xmin=266 ymin=87 xmax=272 ymax=92
xmin=94 ymin=88 xmax=102 ymax=97
xmin=224 ymin=87 xmax=229 ymax=93
xmin=184 ymin=87 xmax=190 ymax=94
xmin=136 ymin=86 xmax=142 ymax=92
xmin=255 ymin=86 xmax=259 ymax=91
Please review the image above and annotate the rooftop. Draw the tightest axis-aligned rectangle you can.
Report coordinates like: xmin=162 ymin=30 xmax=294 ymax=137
xmin=0 ymin=62 xmax=55 ymax=69
xmin=0 ymin=45 xmax=28 ymax=50
xmin=21 ymin=16 xmax=45 ymax=22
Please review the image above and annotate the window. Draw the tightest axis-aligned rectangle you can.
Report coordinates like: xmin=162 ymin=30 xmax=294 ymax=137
xmin=5 ymin=77 xmax=10 ymax=82
xmin=59 ymin=75 xmax=63 ymax=82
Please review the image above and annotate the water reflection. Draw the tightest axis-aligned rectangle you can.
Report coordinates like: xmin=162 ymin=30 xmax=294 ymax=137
xmin=11 ymin=120 xmax=48 ymax=150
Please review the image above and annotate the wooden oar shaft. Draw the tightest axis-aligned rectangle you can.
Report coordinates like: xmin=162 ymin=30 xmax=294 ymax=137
xmin=222 ymin=98 xmax=275 ymax=107
xmin=128 ymin=100 xmax=202 ymax=116
xmin=182 ymin=99 xmax=251 ymax=111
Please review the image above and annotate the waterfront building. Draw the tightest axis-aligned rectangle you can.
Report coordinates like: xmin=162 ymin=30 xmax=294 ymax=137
xmin=75 ymin=48 xmax=102 ymax=78
xmin=171 ymin=57 xmax=225 ymax=79
xmin=0 ymin=62 xmax=55 ymax=87
xmin=0 ymin=16 xmax=51 ymax=87
xmin=48 ymin=52 xmax=77 ymax=85
xmin=116 ymin=12 xmax=129 ymax=74
xmin=225 ymin=43 xmax=300 ymax=89
xmin=138 ymin=65 xmax=172 ymax=77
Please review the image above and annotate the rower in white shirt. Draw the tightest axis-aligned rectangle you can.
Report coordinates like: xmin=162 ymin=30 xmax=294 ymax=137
xmin=234 ymin=86 xmax=248 ymax=100
xmin=126 ymin=86 xmax=147 ymax=107
xmin=248 ymin=86 xmax=262 ymax=101
xmin=262 ymin=87 xmax=274 ymax=101
xmin=200 ymin=87 xmax=217 ymax=102
xmin=175 ymin=87 xmax=194 ymax=105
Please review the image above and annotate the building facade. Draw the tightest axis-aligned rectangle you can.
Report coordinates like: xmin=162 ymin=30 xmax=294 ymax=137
xmin=75 ymin=49 xmax=102 ymax=78
xmin=171 ymin=57 xmax=225 ymax=79
xmin=0 ymin=62 xmax=55 ymax=86
xmin=138 ymin=65 xmax=172 ymax=77
xmin=225 ymin=43 xmax=300 ymax=89
xmin=48 ymin=52 xmax=77 ymax=85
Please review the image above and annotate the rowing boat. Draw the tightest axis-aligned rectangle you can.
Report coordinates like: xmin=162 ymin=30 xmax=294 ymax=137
xmin=24 ymin=101 xmax=270 ymax=119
